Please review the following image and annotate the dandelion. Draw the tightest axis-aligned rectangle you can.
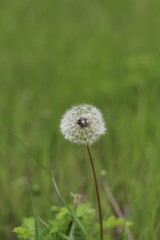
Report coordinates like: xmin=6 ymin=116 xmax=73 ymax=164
xmin=60 ymin=104 xmax=106 ymax=240
xmin=60 ymin=104 xmax=106 ymax=145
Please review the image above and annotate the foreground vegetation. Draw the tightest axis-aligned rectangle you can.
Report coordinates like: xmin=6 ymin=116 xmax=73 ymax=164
xmin=0 ymin=0 xmax=160 ymax=239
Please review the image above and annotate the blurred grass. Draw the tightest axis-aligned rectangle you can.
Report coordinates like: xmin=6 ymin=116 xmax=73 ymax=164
xmin=0 ymin=0 xmax=160 ymax=239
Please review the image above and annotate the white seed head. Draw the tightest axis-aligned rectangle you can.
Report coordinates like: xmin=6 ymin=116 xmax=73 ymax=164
xmin=60 ymin=104 xmax=106 ymax=145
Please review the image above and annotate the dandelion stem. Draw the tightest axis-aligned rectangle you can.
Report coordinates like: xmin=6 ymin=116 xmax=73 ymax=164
xmin=86 ymin=145 xmax=103 ymax=240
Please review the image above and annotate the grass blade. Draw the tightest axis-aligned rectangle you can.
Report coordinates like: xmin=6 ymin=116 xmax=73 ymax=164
xmin=58 ymin=232 xmax=72 ymax=240
xmin=38 ymin=217 xmax=49 ymax=228
xmin=51 ymin=170 xmax=88 ymax=237
xmin=27 ymin=182 xmax=40 ymax=240
xmin=14 ymin=135 xmax=50 ymax=172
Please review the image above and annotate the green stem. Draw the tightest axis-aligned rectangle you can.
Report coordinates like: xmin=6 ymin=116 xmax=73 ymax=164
xmin=87 ymin=145 xmax=103 ymax=240
xmin=101 ymin=171 xmax=134 ymax=240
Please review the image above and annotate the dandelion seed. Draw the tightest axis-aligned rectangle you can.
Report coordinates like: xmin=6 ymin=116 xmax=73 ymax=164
xmin=60 ymin=104 xmax=106 ymax=145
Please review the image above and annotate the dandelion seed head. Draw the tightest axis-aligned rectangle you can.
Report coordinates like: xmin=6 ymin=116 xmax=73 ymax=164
xmin=60 ymin=104 xmax=106 ymax=145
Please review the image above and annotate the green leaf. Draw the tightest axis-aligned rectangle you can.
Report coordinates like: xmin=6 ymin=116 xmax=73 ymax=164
xmin=51 ymin=205 xmax=60 ymax=212
xmin=95 ymin=216 xmax=133 ymax=230
xmin=51 ymin=170 xmax=88 ymax=237
xmin=13 ymin=218 xmax=35 ymax=240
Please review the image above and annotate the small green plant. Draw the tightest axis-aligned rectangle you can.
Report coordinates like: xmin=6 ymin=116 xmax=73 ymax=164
xmin=13 ymin=193 xmax=132 ymax=240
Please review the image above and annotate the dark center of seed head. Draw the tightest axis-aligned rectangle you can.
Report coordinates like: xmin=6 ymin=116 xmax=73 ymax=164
xmin=76 ymin=117 xmax=89 ymax=128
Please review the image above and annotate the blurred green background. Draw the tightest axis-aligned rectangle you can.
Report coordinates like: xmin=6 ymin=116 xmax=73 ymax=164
xmin=0 ymin=0 xmax=160 ymax=239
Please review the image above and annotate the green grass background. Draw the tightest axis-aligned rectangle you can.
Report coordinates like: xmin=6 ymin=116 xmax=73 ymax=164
xmin=0 ymin=0 xmax=160 ymax=239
